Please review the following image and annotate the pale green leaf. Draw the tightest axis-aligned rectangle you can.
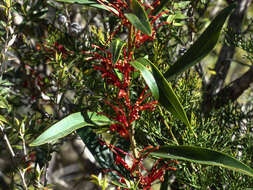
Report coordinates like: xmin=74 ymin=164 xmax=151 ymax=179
xmin=30 ymin=112 xmax=113 ymax=146
xmin=130 ymin=59 xmax=159 ymax=99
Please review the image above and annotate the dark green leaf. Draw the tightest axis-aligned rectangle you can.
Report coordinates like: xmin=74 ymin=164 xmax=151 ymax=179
xmin=30 ymin=112 xmax=113 ymax=146
xmin=130 ymin=59 xmax=159 ymax=99
xmin=137 ymin=58 xmax=193 ymax=133
xmin=151 ymin=145 xmax=253 ymax=177
xmin=125 ymin=0 xmax=151 ymax=36
xmin=77 ymin=127 xmax=131 ymax=180
xmin=111 ymin=38 xmax=126 ymax=65
xmin=152 ymin=0 xmax=171 ymax=16
xmin=164 ymin=4 xmax=236 ymax=80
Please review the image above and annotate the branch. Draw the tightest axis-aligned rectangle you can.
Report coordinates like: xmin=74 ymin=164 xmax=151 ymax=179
xmin=212 ymin=67 xmax=253 ymax=109
xmin=202 ymin=0 xmax=252 ymax=113
xmin=0 ymin=125 xmax=28 ymax=190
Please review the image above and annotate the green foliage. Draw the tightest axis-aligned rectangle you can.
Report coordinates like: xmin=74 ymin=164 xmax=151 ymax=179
xmin=151 ymin=0 xmax=171 ymax=16
xmin=111 ymin=38 xmax=126 ymax=65
xmin=125 ymin=0 xmax=152 ymax=36
xmin=151 ymin=145 xmax=253 ymax=177
xmin=77 ymin=127 xmax=131 ymax=180
xmin=138 ymin=58 xmax=192 ymax=130
xmin=130 ymin=59 xmax=159 ymax=100
xmin=164 ymin=3 xmax=236 ymax=80
xmin=30 ymin=112 xmax=113 ymax=146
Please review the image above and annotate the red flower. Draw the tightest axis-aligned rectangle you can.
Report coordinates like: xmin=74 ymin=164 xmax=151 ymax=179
xmin=101 ymin=143 xmax=178 ymax=189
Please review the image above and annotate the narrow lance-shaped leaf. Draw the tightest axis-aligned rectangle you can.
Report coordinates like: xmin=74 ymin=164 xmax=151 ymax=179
xmin=150 ymin=145 xmax=253 ymax=177
xmin=0 ymin=115 xmax=8 ymax=124
xmin=130 ymin=59 xmax=159 ymax=100
xmin=111 ymin=38 xmax=126 ymax=65
xmin=77 ymin=127 xmax=131 ymax=180
xmin=56 ymin=0 xmax=96 ymax=3
xmin=56 ymin=0 xmax=118 ymax=14
xmin=164 ymin=4 xmax=236 ymax=80
xmin=30 ymin=112 xmax=113 ymax=146
xmin=136 ymin=58 xmax=194 ymax=135
xmin=125 ymin=0 xmax=152 ymax=36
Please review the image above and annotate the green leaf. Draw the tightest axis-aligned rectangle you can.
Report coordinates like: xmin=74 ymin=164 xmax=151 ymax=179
xmin=174 ymin=12 xmax=188 ymax=20
xmin=111 ymin=38 xmax=126 ymax=65
xmin=56 ymin=0 xmax=96 ymax=4
xmin=125 ymin=0 xmax=151 ymax=36
xmin=173 ymin=1 xmax=191 ymax=9
xmin=137 ymin=58 xmax=193 ymax=133
xmin=151 ymin=0 xmax=171 ymax=16
xmin=77 ymin=127 xmax=131 ymax=180
xmin=130 ymin=59 xmax=159 ymax=99
xmin=0 ymin=115 xmax=8 ymax=124
xmin=150 ymin=145 xmax=253 ymax=177
xmin=56 ymin=0 xmax=118 ymax=13
xmin=164 ymin=4 xmax=236 ymax=80
xmin=30 ymin=112 xmax=113 ymax=146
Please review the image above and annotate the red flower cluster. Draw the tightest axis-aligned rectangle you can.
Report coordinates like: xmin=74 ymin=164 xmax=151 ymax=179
xmin=101 ymin=142 xmax=178 ymax=190
xmin=96 ymin=0 xmax=169 ymax=47
xmin=84 ymin=45 xmax=157 ymax=139
xmin=84 ymin=1 xmax=177 ymax=189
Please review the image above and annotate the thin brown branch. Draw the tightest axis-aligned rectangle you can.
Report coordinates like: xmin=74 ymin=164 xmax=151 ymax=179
xmin=0 ymin=125 xmax=28 ymax=190
xmin=202 ymin=0 xmax=252 ymax=113
xmin=129 ymin=123 xmax=139 ymax=159
xmin=212 ymin=67 xmax=253 ymax=109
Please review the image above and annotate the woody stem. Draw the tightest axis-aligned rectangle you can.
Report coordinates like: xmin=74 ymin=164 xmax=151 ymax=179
xmin=127 ymin=0 xmax=139 ymax=168
xmin=158 ymin=106 xmax=179 ymax=145
xmin=128 ymin=24 xmax=134 ymax=57
xmin=129 ymin=122 xmax=139 ymax=159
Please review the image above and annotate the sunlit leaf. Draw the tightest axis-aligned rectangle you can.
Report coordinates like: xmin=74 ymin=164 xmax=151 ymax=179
xmin=173 ymin=1 xmax=191 ymax=9
xmin=164 ymin=4 xmax=236 ymax=80
xmin=137 ymin=58 xmax=193 ymax=134
xmin=111 ymin=38 xmax=126 ymax=65
xmin=151 ymin=145 xmax=253 ymax=177
xmin=130 ymin=59 xmax=159 ymax=99
xmin=56 ymin=0 xmax=118 ymax=14
xmin=125 ymin=0 xmax=151 ymax=36
xmin=30 ymin=112 xmax=113 ymax=146
xmin=0 ymin=115 xmax=8 ymax=124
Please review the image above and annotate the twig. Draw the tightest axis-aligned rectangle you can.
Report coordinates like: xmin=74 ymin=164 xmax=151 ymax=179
xmin=0 ymin=125 xmax=28 ymax=190
xmin=158 ymin=107 xmax=179 ymax=145
xmin=129 ymin=122 xmax=139 ymax=159
xmin=202 ymin=0 xmax=252 ymax=113
xmin=0 ymin=125 xmax=15 ymax=158
xmin=213 ymin=67 xmax=253 ymax=109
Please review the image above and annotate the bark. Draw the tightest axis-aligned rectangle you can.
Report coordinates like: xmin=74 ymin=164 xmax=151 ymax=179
xmin=202 ymin=0 xmax=252 ymax=113
xmin=211 ymin=67 xmax=253 ymax=109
